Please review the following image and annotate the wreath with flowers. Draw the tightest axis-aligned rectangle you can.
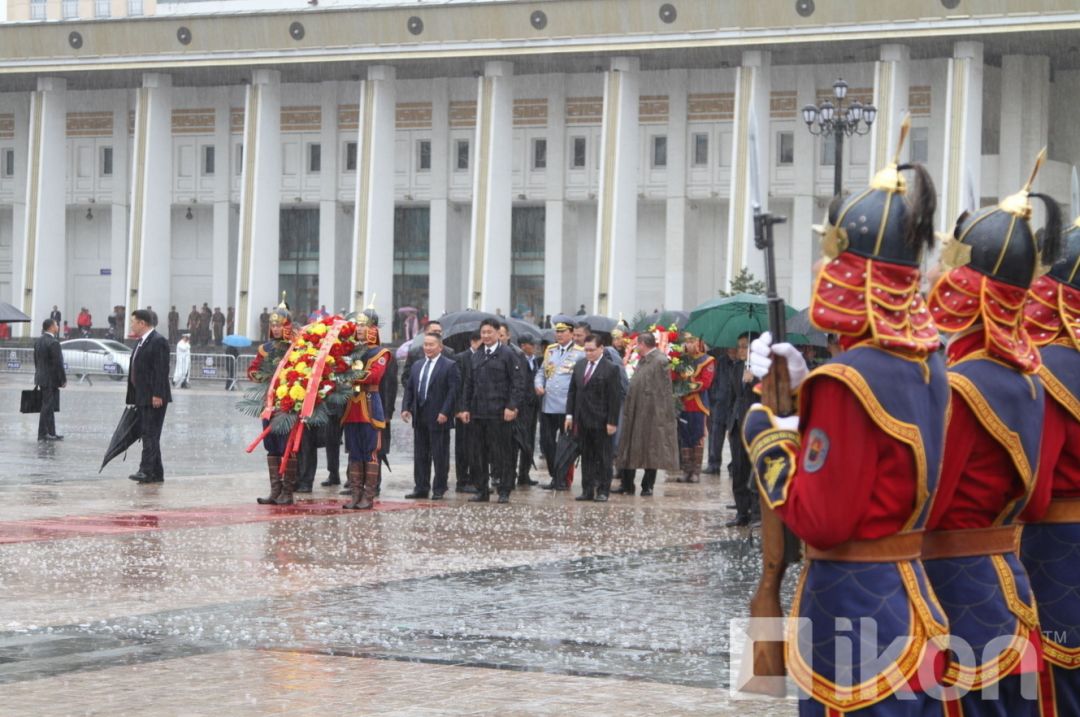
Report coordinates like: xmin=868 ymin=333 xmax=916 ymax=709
xmin=238 ymin=314 xmax=372 ymax=443
xmin=651 ymin=323 xmax=695 ymax=410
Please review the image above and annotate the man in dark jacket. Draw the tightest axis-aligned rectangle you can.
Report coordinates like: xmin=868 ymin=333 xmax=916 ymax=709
xmin=33 ymin=318 xmax=66 ymax=441
xmin=401 ymin=319 xmax=455 ymax=390
xmin=454 ymin=332 xmax=481 ymax=492
xmin=126 ymin=309 xmax=173 ymax=483
xmin=705 ymin=348 xmax=734 ymax=474
xmin=515 ymin=336 xmax=541 ymax=486
xmin=461 ymin=318 xmax=523 ymax=503
xmin=726 ymin=334 xmax=758 ymax=526
xmin=402 ymin=333 xmax=460 ymax=499
xmin=565 ymin=335 xmax=621 ymax=501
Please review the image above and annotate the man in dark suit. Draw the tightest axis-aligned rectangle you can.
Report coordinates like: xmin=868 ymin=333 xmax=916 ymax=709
xmin=453 ymin=332 xmax=481 ymax=493
xmin=461 ymin=318 xmax=523 ymax=504
xmin=726 ymin=334 xmax=759 ymax=527
xmin=564 ymin=335 xmax=621 ymax=501
xmin=33 ymin=318 xmax=66 ymax=441
xmin=402 ymin=332 xmax=461 ymax=499
xmin=515 ymin=336 xmax=541 ymax=486
xmin=401 ymin=319 xmax=455 ymax=391
xmin=126 ymin=309 xmax=172 ymax=484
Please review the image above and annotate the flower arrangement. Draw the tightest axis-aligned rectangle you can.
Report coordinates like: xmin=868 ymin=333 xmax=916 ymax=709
xmin=650 ymin=323 xmax=695 ymax=406
xmin=268 ymin=315 xmax=360 ymax=415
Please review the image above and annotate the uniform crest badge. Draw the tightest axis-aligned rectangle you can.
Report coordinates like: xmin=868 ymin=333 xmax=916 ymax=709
xmin=803 ymin=428 xmax=829 ymax=473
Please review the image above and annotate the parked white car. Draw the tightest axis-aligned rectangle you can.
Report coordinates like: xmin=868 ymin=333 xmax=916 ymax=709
xmin=61 ymin=338 xmax=132 ymax=380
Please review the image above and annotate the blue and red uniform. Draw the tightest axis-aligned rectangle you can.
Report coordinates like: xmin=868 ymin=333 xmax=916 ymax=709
xmin=342 ymin=345 xmax=391 ymax=464
xmin=248 ymin=337 xmax=291 ymax=456
xmin=1021 ymin=262 xmax=1080 ymax=717
xmin=678 ymin=351 xmax=715 ymax=481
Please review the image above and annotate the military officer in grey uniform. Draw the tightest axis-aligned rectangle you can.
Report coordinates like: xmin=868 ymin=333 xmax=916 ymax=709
xmin=534 ymin=319 xmax=585 ymax=490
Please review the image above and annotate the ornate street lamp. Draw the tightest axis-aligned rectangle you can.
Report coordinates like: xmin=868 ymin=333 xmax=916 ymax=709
xmin=801 ymin=78 xmax=877 ymax=197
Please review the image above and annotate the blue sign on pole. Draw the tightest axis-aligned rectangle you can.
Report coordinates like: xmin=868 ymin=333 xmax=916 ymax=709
xmin=100 ymin=268 xmax=111 ymax=276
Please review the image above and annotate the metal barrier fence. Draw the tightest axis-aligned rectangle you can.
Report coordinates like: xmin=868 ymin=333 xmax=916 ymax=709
xmin=2 ymin=347 xmax=258 ymax=390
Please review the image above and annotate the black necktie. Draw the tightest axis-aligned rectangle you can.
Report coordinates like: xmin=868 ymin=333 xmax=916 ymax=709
xmin=419 ymin=358 xmax=433 ymax=404
xmin=584 ymin=361 xmax=595 ymax=384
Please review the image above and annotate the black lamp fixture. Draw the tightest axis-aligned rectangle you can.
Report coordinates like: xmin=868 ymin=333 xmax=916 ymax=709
xmin=801 ymin=78 xmax=877 ymax=196
xmin=185 ymin=206 xmax=193 ymax=220
xmin=85 ymin=207 xmax=93 ymax=220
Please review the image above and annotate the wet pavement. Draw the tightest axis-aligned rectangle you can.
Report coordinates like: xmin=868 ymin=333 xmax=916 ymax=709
xmin=0 ymin=377 xmax=796 ymax=715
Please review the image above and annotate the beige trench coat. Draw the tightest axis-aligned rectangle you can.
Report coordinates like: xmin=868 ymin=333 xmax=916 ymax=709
xmin=614 ymin=348 xmax=680 ymax=472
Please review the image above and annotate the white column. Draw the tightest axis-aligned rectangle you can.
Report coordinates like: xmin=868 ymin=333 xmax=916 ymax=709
xmin=428 ymin=78 xmax=450 ymax=318
xmin=467 ymin=60 xmax=514 ymax=313
xmin=999 ymin=54 xmax=1050 ymax=198
xmin=211 ymin=87 xmax=231 ymax=311
xmin=18 ymin=78 xmax=67 ymax=334
xmin=8 ymin=94 xmax=29 ymax=317
xmin=350 ymin=65 xmax=396 ymax=316
xmin=725 ymin=50 xmax=771 ymax=289
xmin=939 ymin=42 xmax=984 ymax=231
xmin=126 ymin=73 xmax=173 ymax=315
xmin=665 ymin=71 xmax=688 ymax=310
xmin=108 ymin=90 xmax=130 ymax=312
xmin=870 ymin=45 xmax=912 ymax=173
xmin=317 ymin=80 xmax=340 ymax=313
xmin=235 ymin=69 xmax=281 ymax=338
xmin=543 ymin=76 xmax=566 ymax=317
xmin=790 ymin=67 xmax=818 ymax=308
xmin=593 ymin=57 xmax=640 ymax=317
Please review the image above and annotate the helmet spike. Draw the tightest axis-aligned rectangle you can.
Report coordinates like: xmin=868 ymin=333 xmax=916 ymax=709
xmin=891 ymin=114 xmax=912 ymax=167
xmin=1023 ymin=147 xmax=1048 ymax=194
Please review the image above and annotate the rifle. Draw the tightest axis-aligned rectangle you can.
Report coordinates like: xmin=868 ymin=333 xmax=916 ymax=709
xmin=741 ymin=202 xmax=803 ymax=697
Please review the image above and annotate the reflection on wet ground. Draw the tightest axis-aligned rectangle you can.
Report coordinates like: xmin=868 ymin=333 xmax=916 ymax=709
xmin=0 ymin=379 xmax=796 ymax=715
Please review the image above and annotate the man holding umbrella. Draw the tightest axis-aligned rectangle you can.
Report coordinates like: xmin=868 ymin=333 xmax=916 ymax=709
xmin=534 ymin=319 xmax=585 ymax=489
xmin=126 ymin=309 xmax=172 ymax=483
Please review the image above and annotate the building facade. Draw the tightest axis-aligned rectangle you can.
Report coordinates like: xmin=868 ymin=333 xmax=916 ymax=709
xmin=2 ymin=0 xmax=1080 ymax=338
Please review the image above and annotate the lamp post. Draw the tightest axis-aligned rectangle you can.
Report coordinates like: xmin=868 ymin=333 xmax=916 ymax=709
xmin=801 ymin=78 xmax=877 ymax=197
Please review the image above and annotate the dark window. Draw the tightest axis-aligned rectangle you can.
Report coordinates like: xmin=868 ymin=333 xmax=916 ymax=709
xmin=692 ymin=133 xmax=708 ymax=167
xmin=455 ymin=139 xmax=469 ymax=171
xmin=279 ymin=207 xmax=321 ymax=318
xmin=571 ymin=136 xmax=586 ymax=169
xmin=308 ymin=143 xmax=321 ymax=174
xmin=345 ymin=141 xmax=357 ymax=172
xmin=100 ymin=146 xmax=113 ymax=177
xmin=417 ymin=140 xmax=431 ymax=171
xmin=910 ymin=127 xmax=929 ymax=164
xmin=777 ymin=132 xmax=794 ymax=166
xmin=511 ymin=207 xmax=546 ymax=320
xmin=532 ymin=138 xmax=547 ymax=170
xmin=3 ymin=148 xmax=15 ymax=177
xmin=393 ymin=207 xmax=431 ymax=340
xmin=821 ymin=133 xmax=836 ymax=166
xmin=202 ymin=146 xmax=215 ymax=176
xmin=235 ymin=144 xmax=243 ymax=175
xmin=652 ymin=135 xmax=668 ymax=168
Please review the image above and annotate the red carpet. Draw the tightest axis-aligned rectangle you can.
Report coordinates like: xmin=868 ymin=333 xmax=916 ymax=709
xmin=0 ymin=499 xmax=439 ymax=545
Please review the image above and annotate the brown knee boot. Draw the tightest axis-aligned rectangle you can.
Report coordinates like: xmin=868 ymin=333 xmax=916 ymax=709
xmin=677 ymin=448 xmax=692 ymax=482
xmin=275 ymin=456 xmax=298 ymax=505
xmin=355 ymin=462 xmax=378 ymax=510
xmin=257 ymin=456 xmax=283 ymax=504
xmin=688 ymin=445 xmax=704 ymax=483
xmin=343 ymin=462 xmax=365 ymax=509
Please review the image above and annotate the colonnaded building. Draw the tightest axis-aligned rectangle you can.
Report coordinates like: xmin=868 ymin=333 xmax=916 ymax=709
xmin=1 ymin=0 xmax=1080 ymax=338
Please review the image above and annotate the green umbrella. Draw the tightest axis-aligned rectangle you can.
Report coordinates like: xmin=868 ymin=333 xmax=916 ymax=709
xmin=684 ymin=293 xmax=797 ymax=349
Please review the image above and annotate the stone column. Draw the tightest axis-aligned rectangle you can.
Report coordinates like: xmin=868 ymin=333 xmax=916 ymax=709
xmin=7 ymin=94 xmax=29 ymax=325
xmin=126 ymin=73 xmax=173 ymax=315
xmin=939 ymin=41 xmax=984 ymax=231
xmin=543 ymin=76 xmax=566 ymax=317
xmin=17 ymin=78 xmax=66 ymax=332
xmin=467 ymin=60 xmax=514 ymax=313
xmin=211 ymin=87 xmax=231 ymax=311
xmin=234 ymin=69 xmax=281 ymax=338
xmin=725 ymin=50 xmax=771 ymax=289
xmin=108 ymin=90 xmax=130 ymax=312
xmin=317 ymin=80 xmax=340 ymax=313
xmin=349 ymin=65 xmax=396 ymax=317
xmin=999 ymin=54 xmax=1050 ymax=198
xmin=428 ymin=78 xmax=450 ymax=318
xmin=593 ymin=57 xmax=639 ymax=317
xmin=665 ymin=71 xmax=688 ymax=310
xmin=870 ymin=45 xmax=912 ymax=172
xmin=790 ymin=66 xmax=818 ymax=308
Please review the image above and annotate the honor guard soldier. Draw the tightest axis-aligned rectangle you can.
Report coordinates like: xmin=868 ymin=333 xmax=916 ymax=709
xmin=248 ymin=295 xmax=297 ymax=505
xmin=744 ymin=128 xmax=951 ymax=715
xmin=924 ymin=151 xmax=1062 ymax=714
xmin=341 ymin=308 xmax=392 ymax=510
xmin=1021 ymin=215 xmax=1080 ymax=715
xmin=676 ymin=332 xmax=715 ymax=483
xmin=535 ymin=319 xmax=585 ymax=489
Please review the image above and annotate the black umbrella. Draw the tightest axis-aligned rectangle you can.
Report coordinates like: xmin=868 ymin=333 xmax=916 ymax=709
xmin=438 ymin=310 xmax=498 ymax=353
xmin=550 ymin=431 xmax=580 ymax=489
xmin=632 ymin=310 xmax=690 ymax=332
xmin=502 ymin=317 xmax=543 ymax=343
xmin=574 ymin=314 xmax=618 ymax=332
xmin=787 ymin=308 xmax=828 ymax=348
xmin=99 ymin=406 xmax=141 ymax=473
xmin=0 ymin=302 xmax=31 ymax=323
xmin=513 ymin=421 xmax=537 ymax=470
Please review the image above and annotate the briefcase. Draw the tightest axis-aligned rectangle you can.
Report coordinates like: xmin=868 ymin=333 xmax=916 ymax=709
xmin=20 ymin=387 xmax=42 ymax=414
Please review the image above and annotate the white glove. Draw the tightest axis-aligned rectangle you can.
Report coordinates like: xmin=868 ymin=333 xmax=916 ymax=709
xmin=748 ymin=331 xmax=810 ymax=390
xmin=774 ymin=414 xmax=800 ymax=432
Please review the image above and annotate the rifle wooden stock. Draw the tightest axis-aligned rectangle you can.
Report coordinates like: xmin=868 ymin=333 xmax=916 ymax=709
xmin=742 ymin=354 xmax=795 ymax=697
